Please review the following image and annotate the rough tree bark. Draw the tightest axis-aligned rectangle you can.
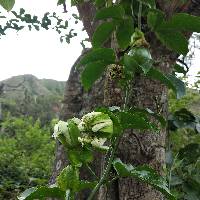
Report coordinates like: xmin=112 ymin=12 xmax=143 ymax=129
xmin=50 ymin=1 xmax=200 ymax=199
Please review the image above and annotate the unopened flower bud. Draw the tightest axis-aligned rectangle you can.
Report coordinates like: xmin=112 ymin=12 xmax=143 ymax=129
xmin=52 ymin=121 xmax=69 ymax=139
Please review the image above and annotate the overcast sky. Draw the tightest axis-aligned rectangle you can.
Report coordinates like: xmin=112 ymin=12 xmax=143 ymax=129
xmin=0 ymin=0 xmax=199 ymax=83
xmin=0 ymin=0 xmax=87 ymax=81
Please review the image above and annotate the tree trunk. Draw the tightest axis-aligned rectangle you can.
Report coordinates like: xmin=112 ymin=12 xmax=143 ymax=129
xmin=50 ymin=1 xmax=200 ymax=199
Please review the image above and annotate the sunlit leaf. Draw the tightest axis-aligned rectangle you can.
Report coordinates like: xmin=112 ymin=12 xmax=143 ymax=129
xmin=0 ymin=0 xmax=15 ymax=11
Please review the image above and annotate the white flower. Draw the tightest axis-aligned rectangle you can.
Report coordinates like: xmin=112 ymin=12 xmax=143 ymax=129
xmin=78 ymin=136 xmax=109 ymax=151
xmin=91 ymin=137 xmax=109 ymax=151
xmin=78 ymin=121 xmax=86 ymax=132
xmin=71 ymin=117 xmax=81 ymax=125
xmin=78 ymin=136 xmax=92 ymax=146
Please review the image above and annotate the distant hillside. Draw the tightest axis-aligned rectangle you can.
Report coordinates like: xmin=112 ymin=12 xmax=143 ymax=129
xmin=0 ymin=74 xmax=66 ymax=124
xmin=1 ymin=74 xmax=65 ymax=100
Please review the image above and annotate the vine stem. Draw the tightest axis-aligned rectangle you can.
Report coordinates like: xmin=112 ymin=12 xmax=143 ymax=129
xmin=87 ymin=138 xmax=119 ymax=200
xmin=86 ymin=163 xmax=98 ymax=179
xmin=138 ymin=2 xmax=142 ymax=31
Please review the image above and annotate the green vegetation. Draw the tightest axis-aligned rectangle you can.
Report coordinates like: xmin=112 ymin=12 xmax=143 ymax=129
xmin=0 ymin=75 xmax=64 ymax=199
xmin=0 ymin=117 xmax=55 ymax=200
xmin=167 ymin=89 xmax=200 ymax=199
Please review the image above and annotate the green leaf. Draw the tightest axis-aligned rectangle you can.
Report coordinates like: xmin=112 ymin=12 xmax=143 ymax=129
xmin=77 ymin=48 xmax=115 ymax=67
xmin=95 ymin=107 xmax=123 ymax=136
xmin=147 ymin=68 xmax=174 ymax=88
xmin=0 ymin=0 xmax=15 ymax=11
xmin=71 ymin=0 xmax=83 ymax=6
xmin=57 ymin=0 xmax=65 ymax=5
xmin=123 ymin=54 xmax=138 ymax=71
xmin=92 ymin=21 xmax=116 ymax=48
xmin=81 ymin=61 xmax=108 ymax=90
xmin=118 ymin=110 xmax=157 ymax=130
xmin=95 ymin=5 xmax=125 ymax=20
xmin=18 ymin=186 xmax=65 ymax=200
xmin=56 ymin=165 xmax=79 ymax=192
xmin=67 ymin=120 xmax=81 ymax=147
xmin=146 ymin=68 xmax=185 ymax=99
xmin=162 ymin=13 xmax=200 ymax=32
xmin=147 ymin=9 xmax=165 ymax=31
xmin=129 ymin=107 xmax=166 ymax=127
xmin=113 ymin=158 xmax=176 ymax=200
xmin=173 ymin=64 xmax=187 ymax=75
xmin=168 ymin=108 xmax=197 ymax=131
xmin=156 ymin=30 xmax=188 ymax=55
xmin=95 ymin=0 xmax=105 ymax=7
xmin=138 ymin=0 xmax=156 ymax=8
xmin=166 ymin=74 xmax=186 ymax=99
xmin=178 ymin=143 xmax=200 ymax=165
xmin=116 ymin=18 xmax=134 ymax=49
xmin=68 ymin=148 xmax=93 ymax=167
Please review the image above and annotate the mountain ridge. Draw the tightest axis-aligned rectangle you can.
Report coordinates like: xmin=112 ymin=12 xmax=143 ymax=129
xmin=0 ymin=74 xmax=66 ymax=100
xmin=0 ymin=74 xmax=66 ymax=123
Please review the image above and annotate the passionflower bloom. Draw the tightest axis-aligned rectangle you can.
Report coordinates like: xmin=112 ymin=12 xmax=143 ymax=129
xmin=78 ymin=112 xmax=113 ymax=135
xmin=53 ymin=112 xmax=113 ymax=151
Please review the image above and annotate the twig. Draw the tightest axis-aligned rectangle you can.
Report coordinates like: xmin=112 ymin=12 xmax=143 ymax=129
xmin=87 ymin=138 xmax=119 ymax=200
xmin=138 ymin=2 xmax=142 ymax=30
xmin=86 ymin=164 xmax=98 ymax=180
